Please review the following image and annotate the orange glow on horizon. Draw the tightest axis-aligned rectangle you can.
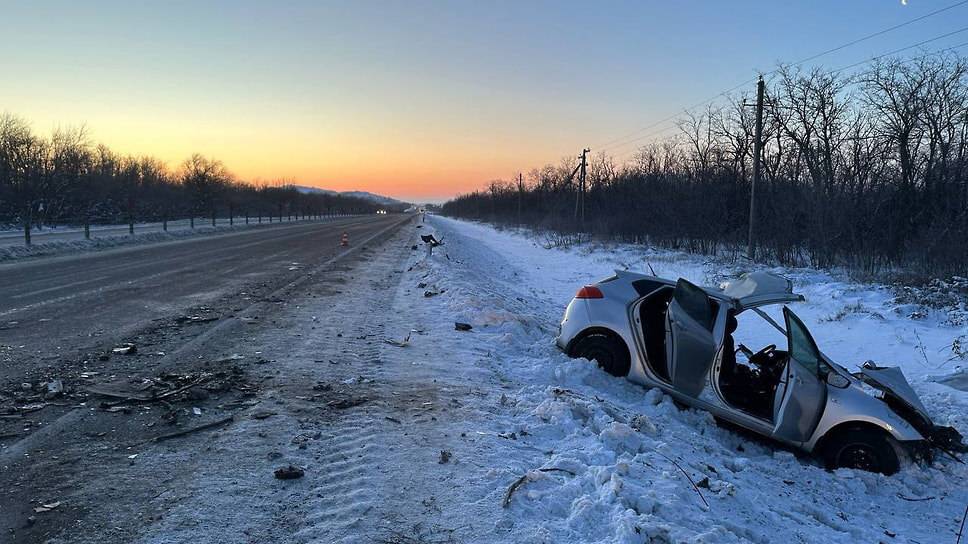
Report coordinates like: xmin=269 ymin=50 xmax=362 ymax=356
xmin=7 ymin=106 xmax=557 ymax=204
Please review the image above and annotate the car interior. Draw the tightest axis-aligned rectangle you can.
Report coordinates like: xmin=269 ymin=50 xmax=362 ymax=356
xmin=718 ymin=310 xmax=788 ymax=421
xmin=637 ymin=285 xmax=789 ymax=421
xmin=638 ymin=286 xmax=674 ymax=381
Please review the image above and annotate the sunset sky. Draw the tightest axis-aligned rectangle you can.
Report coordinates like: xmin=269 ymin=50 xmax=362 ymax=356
xmin=2 ymin=0 xmax=964 ymax=202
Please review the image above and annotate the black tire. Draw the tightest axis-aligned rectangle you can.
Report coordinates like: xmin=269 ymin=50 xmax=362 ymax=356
xmin=821 ymin=427 xmax=900 ymax=475
xmin=571 ymin=332 xmax=630 ymax=377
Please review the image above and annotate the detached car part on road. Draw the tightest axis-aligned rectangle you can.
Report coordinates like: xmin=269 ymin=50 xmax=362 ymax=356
xmin=557 ymin=271 xmax=966 ymax=474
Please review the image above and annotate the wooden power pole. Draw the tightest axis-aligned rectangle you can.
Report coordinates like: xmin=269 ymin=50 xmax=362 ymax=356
xmin=517 ymin=172 xmax=523 ymax=226
xmin=748 ymin=76 xmax=765 ymax=261
xmin=575 ymin=148 xmax=590 ymax=230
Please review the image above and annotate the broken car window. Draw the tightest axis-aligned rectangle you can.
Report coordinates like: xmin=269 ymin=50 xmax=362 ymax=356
xmin=785 ymin=308 xmax=822 ymax=375
xmin=673 ymin=279 xmax=716 ymax=332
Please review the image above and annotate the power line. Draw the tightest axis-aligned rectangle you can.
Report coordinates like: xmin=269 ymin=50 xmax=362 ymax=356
xmin=595 ymin=79 xmax=754 ymax=153
xmin=830 ymin=25 xmax=968 ymax=74
xmin=607 ymin=37 xmax=968 ymax=164
xmin=784 ymin=0 xmax=968 ymax=67
xmin=594 ymin=0 xmax=968 ymax=154
xmin=600 ymin=27 xmax=968 ymax=157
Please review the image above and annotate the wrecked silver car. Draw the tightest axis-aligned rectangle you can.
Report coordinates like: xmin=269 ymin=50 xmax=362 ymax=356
xmin=556 ymin=271 xmax=965 ymax=474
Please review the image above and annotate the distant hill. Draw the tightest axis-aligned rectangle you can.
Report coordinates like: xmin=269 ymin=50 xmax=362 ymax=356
xmin=293 ymin=186 xmax=337 ymax=196
xmin=339 ymin=191 xmax=408 ymax=207
xmin=293 ymin=186 xmax=408 ymax=208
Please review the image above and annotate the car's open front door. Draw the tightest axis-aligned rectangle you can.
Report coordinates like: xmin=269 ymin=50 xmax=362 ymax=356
xmin=773 ymin=307 xmax=827 ymax=443
xmin=664 ymin=279 xmax=719 ymax=397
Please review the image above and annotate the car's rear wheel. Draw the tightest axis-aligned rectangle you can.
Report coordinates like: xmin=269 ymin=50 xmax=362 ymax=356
xmin=571 ymin=332 xmax=630 ymax=377
xmin=821 ymin=427 xmax=900 ymax=475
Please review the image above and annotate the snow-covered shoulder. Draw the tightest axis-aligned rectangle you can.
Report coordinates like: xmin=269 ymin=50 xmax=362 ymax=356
xmin=416 ymin=214 xmax=967 ymax=544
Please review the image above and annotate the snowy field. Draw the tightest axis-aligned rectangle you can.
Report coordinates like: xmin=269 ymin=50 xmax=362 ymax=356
xmin=410 ymin=215 xmax=968 ymax=543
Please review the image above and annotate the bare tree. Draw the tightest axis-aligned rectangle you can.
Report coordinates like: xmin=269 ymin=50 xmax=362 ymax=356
xmin=443 ymin=52 xmax=968 ymax=278
xmin=181 ymin=153 xmax=228 ymax=227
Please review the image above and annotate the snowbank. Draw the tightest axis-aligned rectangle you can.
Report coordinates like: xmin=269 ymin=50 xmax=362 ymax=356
xmin=415 ymin=215 xmax=968 ymax=543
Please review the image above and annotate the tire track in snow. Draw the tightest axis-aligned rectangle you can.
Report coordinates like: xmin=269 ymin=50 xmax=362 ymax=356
xmin=118 ymin=226 xmax=415 ymax=544
xmin=286 ymin=245 xmax=400 ymax=544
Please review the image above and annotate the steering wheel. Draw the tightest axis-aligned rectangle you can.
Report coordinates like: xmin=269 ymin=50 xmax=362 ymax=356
xmin=750 ymin=344 xmax=776 ymax=364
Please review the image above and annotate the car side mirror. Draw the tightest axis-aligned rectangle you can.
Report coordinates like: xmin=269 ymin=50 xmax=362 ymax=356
xmin=825 ymin=372 xmax=850 ymax=389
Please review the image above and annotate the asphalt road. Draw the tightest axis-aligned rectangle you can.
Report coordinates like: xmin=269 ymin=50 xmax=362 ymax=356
xmin=0 ymin=214 xmax=409 ymax=382
xmin=0 ymin=212 xmax=416 ymax=542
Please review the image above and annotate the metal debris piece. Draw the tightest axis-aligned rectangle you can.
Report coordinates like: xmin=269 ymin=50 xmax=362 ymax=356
xmin=33 ymin=501 xmax=61 ymax=513
xmin=45 ymin=380 xmax=65 ymax=399
xmin=112 ymin=343 xmax=137 ymax=355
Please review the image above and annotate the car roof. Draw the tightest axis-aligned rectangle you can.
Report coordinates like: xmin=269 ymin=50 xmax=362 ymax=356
xmin=720 ymin=271 xmax=804 ymax=308
xmin=616 ymin=270 xmax=803 ymax=309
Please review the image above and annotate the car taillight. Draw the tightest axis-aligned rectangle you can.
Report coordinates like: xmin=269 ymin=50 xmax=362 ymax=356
xmin=575 ymin=285 xmax=604 ymax=299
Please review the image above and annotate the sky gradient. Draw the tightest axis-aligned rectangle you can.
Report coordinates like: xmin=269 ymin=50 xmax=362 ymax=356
xmin=2 ymin=0 xmax=965 ymax=202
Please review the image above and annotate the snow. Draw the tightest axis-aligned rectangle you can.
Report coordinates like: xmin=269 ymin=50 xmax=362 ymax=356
xmin=407 ymin=215 xmax=968 ymax=543
xmin=81 ymin=213 xmax=966 ymax=543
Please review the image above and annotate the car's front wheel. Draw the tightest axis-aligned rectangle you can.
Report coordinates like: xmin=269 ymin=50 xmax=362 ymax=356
xmin=821 ymin=426 xmax=901 ymax=475
xmin=571 ymin=332 xmax=630 ymax=377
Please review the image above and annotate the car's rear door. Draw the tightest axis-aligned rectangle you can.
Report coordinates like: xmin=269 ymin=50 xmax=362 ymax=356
xmin=664 ymin=279 xmax=719 ymax=397
xmin=772 ymin=307 xmax=827 ymax=443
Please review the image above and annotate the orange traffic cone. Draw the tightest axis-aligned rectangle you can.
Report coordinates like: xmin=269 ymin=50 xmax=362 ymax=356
xmin=340 ymin=232 xmax=349 ymax=246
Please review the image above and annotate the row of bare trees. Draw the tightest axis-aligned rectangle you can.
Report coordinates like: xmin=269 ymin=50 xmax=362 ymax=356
xmin=443 ymin=53 xmax=968 ymax=278
xmin=0 ymin=113 xmax=384 ymax=244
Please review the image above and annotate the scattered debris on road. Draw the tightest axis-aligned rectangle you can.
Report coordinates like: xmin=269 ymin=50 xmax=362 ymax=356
xmin=149 ymin=415 xmax=236 ymax=443
xmin=112 ymin=343 xmax=137 ymax=355
xmin=44 ymin=379 xmax=65 ymax=399
xmin=384 ymin=331 xmax=412 ymax=347
xmin=438 ymin=450 xmax=452 ymax=464
xmin=251 ymin=410 xmax=276 ymax=420
xmin=33 ymin=501 xmax=62 ymax=514
xmin=214 ymin=354 xmax=245 ymax=364
xmin=175 ymin=314 xmax=219 ymax=324
xmin=87 ymin=367 xmax=253 ymax=407
xmin=503 ymin=467 xmax=576 ymax=508
xmin=1 ymin=378 xmax=82 ymax=419
xmin=327 ymin=397 xmax=368 ymax=410
xmin=274 ymin=465 xmax=305 ymax=480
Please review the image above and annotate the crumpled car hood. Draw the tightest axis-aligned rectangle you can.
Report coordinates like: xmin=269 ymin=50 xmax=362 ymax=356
xmin=858 ymin=364 xmax=932 ymax=425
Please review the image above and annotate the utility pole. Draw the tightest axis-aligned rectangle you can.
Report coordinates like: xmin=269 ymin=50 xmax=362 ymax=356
xmin=748 ymin=75 xmax=765 ymax=261
xmin=517 ymin=172 xmax=523 ymax=226
xmin=574 ymin=148 xmax=590 ymax=230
